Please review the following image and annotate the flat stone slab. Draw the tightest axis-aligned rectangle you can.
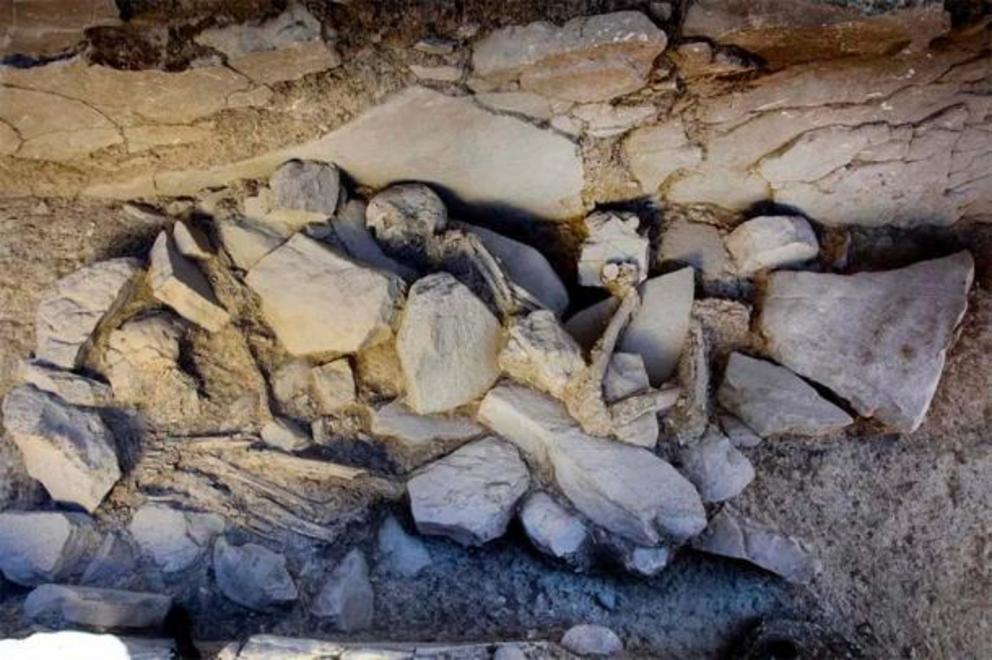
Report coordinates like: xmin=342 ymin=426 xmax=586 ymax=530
xmin=0 ymin=511 xmax=94 ymax=586
xmin=34 ymin=257 xmax=141 ymax=368
xmin=472 ymin=11 xmax=667 ymax=103
xmin=2 ymin=385 xmax=120 ymax=512
xmin=759 ymin=252 xmax=974 ymax=432
xmin=149 ymin=231 xmax=229 ymax=332
xmin=620 ymin=266 xmax=695 ymax=385
xmin=24 ymin=584 xmax=172 ymax=630
xmin=479 ymin=385 xmax=706 ymax=546
xmin=370 ymin=399 xmax=485 ymax=447
xmin=407 ymin=437 xmax=530 ymax=546
xmin=397 ymin=273 xmax=503 ymax=414
xmin=692 ymin=508 xmax=819 ymax=584
xmin=130 ymin=505 xmax=225 ymax=573
xmin=18 ymin=359 xmax=113 ymax=407
xmin=246 ymin=234 xmax=403 ymax=356
xmin=213 ymin=538 xmax=298 ymax=611
xmin=718 ymin=352 xmax=853 ymax=438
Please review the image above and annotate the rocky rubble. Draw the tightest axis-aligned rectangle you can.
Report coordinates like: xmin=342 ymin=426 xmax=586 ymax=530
xmin=0 ymin=3 xmax=985 ymax=649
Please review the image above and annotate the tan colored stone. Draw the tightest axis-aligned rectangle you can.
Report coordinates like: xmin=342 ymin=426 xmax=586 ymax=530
xmin=310 ymin=359 xmax=356 ymax=414
xmin=229 ymin=42 xmax=340 ymax=85
xmin=624 ymin=119 xmax=703 ymax=193
xmin=3 ymin=0 xmax=120 ymax=57
xmin=123 ymin=125 xmax=213 ymax=154
xmin=148 ymin=231 xmax=230 ymax=332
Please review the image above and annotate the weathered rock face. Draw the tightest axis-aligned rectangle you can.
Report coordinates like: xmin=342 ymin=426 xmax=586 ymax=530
xmin=2 ymin=385 xmax=120 ymax=512
xmin=34 ymin=258 xmax=141 ymax=368
xmin=2 ymin=0 xmax=120 ymax=57
xmin=478 ymin=385 xmax=706 ymax=546
xmin=18 ymin=360 xmax=113 ymax=407
xmin=725 ymin=215 xmax=819 ymax=275
xmin=657 ymin=219 xmax=734 ymax=290
xmin=677 ymin=428 xmax=755 ymax=503
xmin=24 ymin=584 xmax=173 ymax=630
xmin=520 ymin=492 xmax=589 ymax=562
xmin=246 ymin=234 xmax=403 ymax=356
xmin=396 ymin=273 xmax=503 ymax=414
xmin=759 ymin=253 xmax=974 ymax=432
xmin=312 ymin=549 xmax=374 ymax=631
xmin=377 ymin=516 xmax=432 ymax=578
xmin=149 ymin=231 xmax=229 ymax=332
xmin=717 ymin=352 xmax=853 ymax=438
xmin=0 ymin=511 xmax=95 ymax=586
xmin=213 ymin=538 xmax=298 ymax=610
xmin=499 ymin=310 xmax=586 ymax=400
xmin=620 ymin=267 xmax=695 ymax=386
xmin=129 ymin=505 xmax=225 ymax=573
xmin=472 ymin=11 xmax=667 ymax=102
xmin=561 ymin=624 xmax=624 ymax=657
xmin=407 ymin=437 xmax=530 ymax=546
xmin=692 ymin=509 xmax=819 ymax=584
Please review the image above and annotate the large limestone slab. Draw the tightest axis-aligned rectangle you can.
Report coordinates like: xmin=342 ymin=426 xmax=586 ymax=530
xmin=0 ymin=511 xmax=94 ymax=586
xmin=692 ymin=509 xmax=819 ymax=584
xmin=759 ymin=252 xmax=974 ymax=432
xmin=24 ymin=584 xmax=172 ymax=630
xmin=149 ymin=231 xmax=229 ymax=332
xmin=620 ymin=266 xmax=695 ymax=385
xmin=2 ymin=385 xmax=120 ymax=512
xmin=717 ymin=352 xmax=853 ymax=438
xmin=407 ymin=437 xmax=530 ymax=546
xmin=34 ymin=258 xmax=141 ymax=368
xmin=472 ymin=11 xmax=667 ymax=102
xmin=246 ymin=234 xmax=403 ymax=356
xmin=478 ymin=385 xmax=706 ymax=546
xmin=397 ymin=273 xmax=503 ymax=414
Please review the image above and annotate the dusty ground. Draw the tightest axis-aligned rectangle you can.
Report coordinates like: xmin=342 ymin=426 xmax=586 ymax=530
xmin=1 ymin=194 xmax=990 ymax=657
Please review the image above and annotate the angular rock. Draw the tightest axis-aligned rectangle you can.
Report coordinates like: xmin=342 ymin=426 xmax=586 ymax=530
xmin=3 ymin=0 xmax=120 ymax=57
xmin=247 ymin=234 xmax=403 ymax=356
xmin=397 ymin=273 xmax=503 ymax=414
xmin=0 ymin=511 xmax=94 ymax=586
xmin=173 ymin=221 xmax=212 ymax=261
xmin=268 ymin=160 xmax=341 ymax=225
xmin=35 ymin=257 xmax=141 ymax=368
xmin=130 ymin=504 xmax=225 ymax=573
xmin=619 ymin=266 xmax=695 ymax=385
xmin=474 ymin=91 xmax=571 ymax=121
xmin=677 ymin=428 xmax=755 ymax=503
xmin=478 ymin=385 xmax=706 ymax=545
xmin=658 ymin=219 xmax=734 ymax=288
xmin=195 ymin=4 xmax=338 ymax=85
xmin=725 ymin=215 xmax=819 ymax=275
xmin=717 ymin=352 xmax=853 ymax=438
xmin=217 ymin=218 xmax=284 ymax=270
xmin=148 ymin=231 xmax=229 ymax=332
xmin=81 ymin=534 xmax=137 ymax=588
xmin=370 ymin=399 xmax=484 ymax=447
xmin=332 ymin=200 xmax=418 ymax=281
xmin=18 ymin=359 xmax=113 ymax=407
xmin=213 ymin=537 xmax=298 ymax=610
xmin=719 ymin=413 xmax=762 ymax=449
xmin=692 ymin=509 xmax=819 ymax=584
xmin=520 ymin=492 xmax=589 ymax=562
xmin=366 ymin=183 xmax=447 ymax=255
xmin=1 ymin=385 xmax=120 ymax=512
xmin=499 ymin=310 xmax=586 ymax=399
xmin=578 ymin=211 xmax=649 ymax=289
xmin=623 ymin=119 xmax=703 ymax=194
xmin=310 ymin=359 xmax=356 ymax=414
xmin=561 ymin=624 xmax=623 ymax=657
xmin=260 ymin=418 xmax=312 ymax=452
xmin=377 ymin=516 xmax=432 ymax=578
xmin=407 ymin=437 xmax=530 ymax=546
xmin=624 ymin=545 xmax=671 ymax=577
xmin=270 ymin=358 xmax=314 ymax=418
xmin=571 ymin=103 xmax=656 ymax=138
xmin=312 ymin=549 xmax=374 ymax=631
xmin=604 ymin=352 xmax=660 ymax=448
xmin=564 ymin=297 xmax=619 ymax=350
xmin=761 ymin=253 xmax=973 ymax=432
xmin=472 ymin=12 xmax=667 ymax=102
xmin=104 ymin=313 xmax=201 ymax=425
xmin=24 ymin=584 xmax=172 ymax=630
xmin=460 ymin=223 xmax=569 ymax=316
xmin=410 ymin=64 xmax=463 ymax=82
